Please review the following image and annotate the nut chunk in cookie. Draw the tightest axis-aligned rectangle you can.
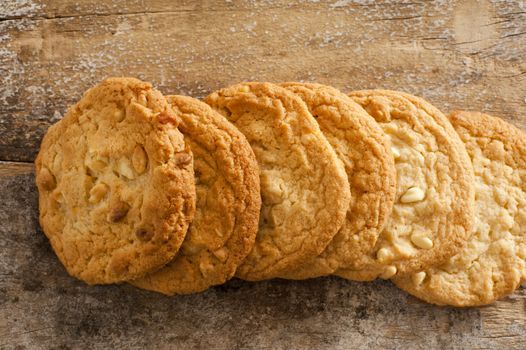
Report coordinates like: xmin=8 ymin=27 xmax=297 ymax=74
xmin=205 ymin=82 xmax=350 ymax=281
xmin=35 ymin=77 xmax=195 ymax=285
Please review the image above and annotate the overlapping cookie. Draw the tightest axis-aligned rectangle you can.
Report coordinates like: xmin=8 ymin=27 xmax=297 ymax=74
xmin=393 ymin=111 xmax=526 ymax=306
xmin=336 ymin=90 xmax=475 ymax=280
xmin=35 ymin=78 xmax=196 ymax=284
xmin=131 ymin=95 xmax=261 ymax=294
xmin=277 ymin=83 xmax=396 ymax=279
xmin=205 ymin=82 xmax=351 ymax=281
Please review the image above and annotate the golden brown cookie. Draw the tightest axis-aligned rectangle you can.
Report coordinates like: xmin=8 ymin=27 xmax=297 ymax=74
xmin=205 ymin=82 xmax=350 ymax=281
xmin=130 ymin=95 xmax=261 ymax=295
xmin=336 ymin=90 xmax=475 ymax=280
xmin=276 ymin=83 xmax=396 ymax=279
xmin=35 ymin=77 xmax=196 ymax=285
xmin=393 ymin=111 xmax=526 ymax=306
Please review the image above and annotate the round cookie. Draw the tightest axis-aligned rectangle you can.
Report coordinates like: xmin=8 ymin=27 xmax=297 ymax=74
xmin=130 ymin=95 xmax=261 ymax=295
xmin=35 ymin=77 xmax=196 ymax=285
xmin=393 ymin=111 xmax=526 ymax=306
xmin=204 ymin=82 xmax=351 ymax=281
xmin=336 ymin=90 xmax=475 ymax=280
xmin=276 ymin=83 xmax=396 ymax=279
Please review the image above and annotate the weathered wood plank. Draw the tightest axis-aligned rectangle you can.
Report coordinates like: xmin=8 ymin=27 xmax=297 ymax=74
xmin=1 ymin=0 xmax=457 ymax=20
xmin=1 ymin=0 xmax=525 ymax=162
xmin=0 ymin=162 xmax=525 ymax=349
xmin=0 ymin=161 xmax=33 ymax=176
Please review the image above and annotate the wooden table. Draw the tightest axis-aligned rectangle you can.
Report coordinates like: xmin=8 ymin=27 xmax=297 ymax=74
xmin=1 ymin=1 xmax=526 ymax=349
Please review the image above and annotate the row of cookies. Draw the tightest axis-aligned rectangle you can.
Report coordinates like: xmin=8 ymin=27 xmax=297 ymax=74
xmin=276 ymin=86 xmax=526 ymax=307
xmin=35 ymin=77 xmax=526 ymax=307
xmin=282 ymin=86 xmax=526 ymax=307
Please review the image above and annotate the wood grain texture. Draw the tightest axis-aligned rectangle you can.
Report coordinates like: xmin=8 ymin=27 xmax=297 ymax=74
xmin=1 ymin=0 xmax=526 ymax=348
xmin=1 ymin=0 xmax=525 ymax=162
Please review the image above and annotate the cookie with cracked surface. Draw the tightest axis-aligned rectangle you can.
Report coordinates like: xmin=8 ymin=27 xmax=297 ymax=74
xmin=35 ymin=77 xmax=196 ymax=285
xmin=204 ymin=82 xmax=351 ymax=281
xmin=276 ymin=83 xmax=396 ymax=279
xmin=393 ymin=111 xmax=526 ymax=306
xmin=336 ymin=90 xmax=475 ymax=281
xmin=130 ymin=95 xmax=261 ymax=295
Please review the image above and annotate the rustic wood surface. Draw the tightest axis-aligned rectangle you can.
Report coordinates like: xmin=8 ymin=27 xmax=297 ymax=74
xmin=1 ymin=0 xmax=526 ymax=349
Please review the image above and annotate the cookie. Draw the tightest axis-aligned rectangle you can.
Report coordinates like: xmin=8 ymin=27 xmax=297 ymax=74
xmin=336 ymin=90 xmax=475 ymax=280
xmin=130 ymin=95 xmax=261 ymax=294
xmin=393 ymin=111 xmax=526 ymax=306
xmin=35 ymin=77 xmax=196 ymax=284
xmin=276 ymin=83 xmax=396 ymax=279
xmin=204 ymin=82 xmax=351 ymax=281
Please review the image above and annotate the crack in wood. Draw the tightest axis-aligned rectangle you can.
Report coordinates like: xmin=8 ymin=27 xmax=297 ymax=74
xmin=501 ymin=31 xmax=526 ymax=39
xmin=372 ymin=15 xmax=427 ymax=21
xmin=0 ymin=9 xmax=195 ymax=22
